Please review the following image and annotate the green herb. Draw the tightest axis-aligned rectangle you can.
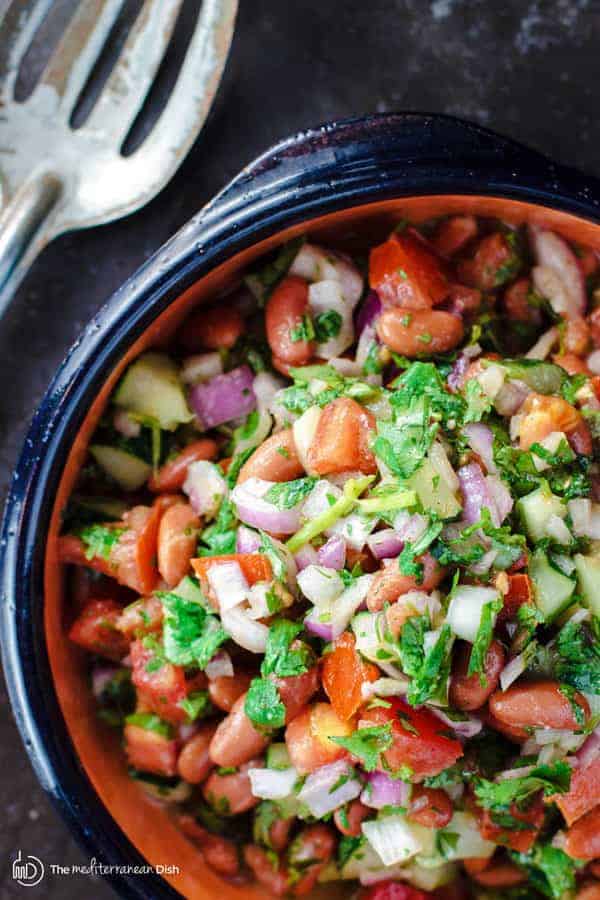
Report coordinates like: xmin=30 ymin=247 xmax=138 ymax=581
xmin=199 ymin=495 xmax=238 ymax=556
xmin=399 ymin=519 xmax=444 ymax=580
xmin=314 ymin=310 xmax=343 ymax=341
xmin=286 ymin=476 xmax=374 ymax=553
xmin=158 ymin=592 xmax=228 ymax=669
xmin=511 ymin=845 xmax=576 ymax=900
xmin=558 ymin=683 xmax=588 ymax=727
xmin=561 ymin=372 xmax=588 ymax=405
xmin=468 ymin=596 xmax=503 ymax=682
xmin=245 ymin=677 xmax=286 ymax=729
xmin=555 ymin=617 xmax=600 ymax=695
xmin=373 ymin=402 xmax=434 ymax=480
xmin=474 ymin=760 xmax=571 ymax=813
xmin=124 ymin=712 xmax=172 ymax=738
xmin=265 ymin=477 xmax=317 ymax=510
xmin=79 ymin=523 xmax=125 ymax=560
xmin=362 ymin=342 xmax=383 ymax=376
xmin=436 ymin=830 xmax=459 ymax=859
xmin=290 ymin=314 xmax=316 ymax=343
xmin=261 ymin=619 xmax=311 ymax=678
xmin=463 ymin=378 xmax=493 ymax=423
xmin=398 ymin=615 xmax=429 ymax=679
xmin=406 ymin=624 xmax=453 ymax=707
xmin=244 ymin=237 xmax=304 ymax=304
xmin=330 ymin=723 xmax=393 ymax=771
xmin=179 ymin=690 xmax=213 ymax=722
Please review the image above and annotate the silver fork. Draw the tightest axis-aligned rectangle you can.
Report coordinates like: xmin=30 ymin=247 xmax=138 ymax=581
xmin=0 ymin=0 xmax=237 ymax=316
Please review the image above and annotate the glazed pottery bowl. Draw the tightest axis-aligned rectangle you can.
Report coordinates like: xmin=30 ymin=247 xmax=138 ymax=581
xmin=3 ymin=113 xmax=600 ymax=899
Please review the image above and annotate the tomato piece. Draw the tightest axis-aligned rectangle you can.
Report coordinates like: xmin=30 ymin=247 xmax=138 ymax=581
xmin=69 ymin=599 xmax=128 ymax=661
xmin=552 ymin=756 xmax=600 ymax=826
xmin=124 ymin=723 xmax=177 ymax=777
xmin=503 ymin=277 xmax=541 ymax=324
xmin=498 ymin=573 xmax=533 ymax=623
xmin=362 ymin=880 xmax=432 ymax=900
xmin=457 ymin=232 xmax=518 ymax=291
xmin=369 ymin=230 xmax=449 ymax=309
xmin=432 ymin=215 xmax=478 ymax=258
xmin=565 ymin=805 xmax=600 ymax=860
xmin=191 ymin=554 xmax=272 ymax=592
xmin=148 ymin=439 xmax=218 ymax=492
xmin=179 ymin=306 xmax=244 ymax=351
xmin=130 ymin=638 xmax=188 ymax=725
xmin=306 ymin=397 xmax=377 ymax=476
xmin=360 ymin=697 xmax=463 ymax=780
xmin=285 ymin=702 xmax=353 ymax=774
xmin=322 ymin=632 xmax=379 ymax=721
xmin=478 ymin=794 xmax=544 ymax=852
xmin=116 ymin=596 xmax=163 ymax=639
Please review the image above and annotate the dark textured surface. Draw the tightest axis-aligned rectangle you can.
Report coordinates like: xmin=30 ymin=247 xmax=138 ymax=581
xmin=1 ymin=0 xmax=600 ymax=896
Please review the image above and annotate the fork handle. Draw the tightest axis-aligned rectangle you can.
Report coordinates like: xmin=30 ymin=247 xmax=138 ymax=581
xmin=0 ymin=174 xmax=62 ymax=317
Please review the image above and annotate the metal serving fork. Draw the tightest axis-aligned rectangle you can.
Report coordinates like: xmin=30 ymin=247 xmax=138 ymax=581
xmin=0 ymin=0 xmax=237 ymax=316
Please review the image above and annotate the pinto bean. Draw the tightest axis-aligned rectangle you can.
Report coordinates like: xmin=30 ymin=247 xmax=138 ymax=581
xmin=157 ymin=502 xmax=200 ymax=587
xmin=407 ymin=786 xmax=453 ymax=828
xmin=590 ymin=308 xmax=600 ymax=349
xmin=177 ymin=723 xmax=217 ymax=784
xmin=203 ymin=758 xmax=263 ymax=816
xmin=564 ymin=316 xmax=591 ymax=356
xmin=177 ymin=816 xmax=240 ymax=877
xmin=503 ymin=277 xmax=541 ymax=324
xmin=243 ymin=845 xmax=288 ymax=896
xmin=449 ymin=640 xmax=505 ymax=712
xmin=334 ymin=799 xmax=370 ymax=837
xmin=270 ymin=817 xmax=295 ymax=852
xmin=472 ymin=861 xmax=526 ymax=888
xmin=484 ymin=709 xmax=529 ymax=744
xmin=367 ymin=554 xmax=445 ymax=612
xmin=180 ymin=306 xmax=244 ymax=351
xmin=306 ymin=397 xmax=377 ymax=476
xmin=577 ymin=882 xmax=600 ymax=900
xmin=376 ymin=308 xmax=464 ymax=357
xmin=265 ymin=276 xmax=314 ymax=365
xmin=565 ymin=806 xmax=600 ymax=860
xmin=208 ymin=673 xmax=253 ymax=712
xmin=569 ymin=420 xmax=594 ymax=456
xmin=288 ymin=825 xmax=335 ymax=896
xmin=432 ymin=215 xmax=478 ymax=257
xmin=489 ymin=680 xmax=590 ymax=731
xmin=275 ymin=666 xmax=320 ymax=721
xmin=237 ymin=429 xmax=303 ymax=484
xmin=148 ymin=440 xmax=218 ymax=492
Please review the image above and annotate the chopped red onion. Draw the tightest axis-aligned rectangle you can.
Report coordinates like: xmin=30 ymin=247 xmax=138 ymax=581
xmin=486 ymin=474 xmax=513 ymax=524
xmin=355 ymin=290 xmax=382 ymax=334
xmin=458 ymin=462 xmax=499 ymax=526
xmin=178 ymin=723 xmax=199 ymax=742
xmin=447 ymin=343 xmax=481 ymax=391
xmin=232 ymin=477 xmax=301 ymax=534
xmin=304 ymin=607 xmax=334 ymax=641
xmin=317 ymin=534 xmax=347 ymax=570
xmin=495 ymin=379 xmax=530 ymax=416
xmin=497 ymin=765 xmax=536 ymax=780
xmin=92 ymin=665 xmax=120 ymax=698
xmin=530 ymin=227 xmax=586 ymax=318
xmin=367 ymin=528 xmax=404 ymax=560
xmin=429 ymin=708 xmax=483 ymax=739
xmin=236 ymin=525 xmax=261 ymax=554
xmin=356 ymin=323 xmax=379 ymax=370
xmin=297 ymin=761 xmax=362 ymax=818
xmin=393 ymin=511 xmax=429 ymax=543
xmin=183 ymin=460 xmax=227 ymax=518
xmin=361 ymin=771 xmax=410 ymax=810
xmin=294 ymin=544 xmax=319 ymax=571
xmin=463 ymin=423 xmax=496 ymax=473
xmin=113 ymin=409 xmax=141 ymax=438
xmin=190 ymin=365 xmax=256 ymax=429
xmin=205 ymin=651 xmax=234 ymax=680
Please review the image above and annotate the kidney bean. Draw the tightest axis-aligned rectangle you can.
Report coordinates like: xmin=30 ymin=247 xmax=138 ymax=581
xmin=489 ymin=680 xmax=590 ymax=730
xmin=275 ymin=666 xmax=320 ymax=721
xmin=237 ymin=429 xmax=303 ymax=484
xmin=265 ymin=275 xmax=314 ymax=365
xmin=590 ymin=862 xmax=600 ymax=879
xmin=333 ymin=799 xmax=370 ymax=837
xmin=244 ymin=845 xmax=288 ymax=896
xmin=554 ymin=353 xmax=591 ymax=376
xmin=148 ymin=439 xmax=218 ymax=493
xmin=566 ymin=806 xmax=600 ymax=860
xmin=306 ymin=397 xmax=377 ymax=476
xmin=270 ymin=817 xmax=295 ymax=852
xmin=472 ymin=861 xmax=526 ymax=888
xmin=376 ymin=308 xmax=464 ymax=357
xmin=177 ymin=815 xmax=240 ymax=877
xmin=180 ymin=306 xmax=244 ymax=351
xmin=569 ymin=420 xmax=593 ymax=456
xmin=484 ymin=709 xmax=529 ymax=744
xmin=590 ymin=308 xmax=600 ymax=348
xmin=209 ymin=693 xmax=270 ymax=767
xmin=449 ymin=639 xmax=505 ymax=712
xmin=367 ymin=554 xmax=445 ymax=612
xmin=157 ymin=502 xmax=200 ymax=588
xmin=208 ymin=672 xmax=253 ymax=712
xmin=203 ymin=758 xmax=263 ymax=816
xmin=407 ymin=786 xmax=453 ymax=828
xmin=432 ymin=215 xmax=478 ymax=257
xmin=288 ymin=825 xmax=335 ymax=896
xmin=564 ymin=316 xmax=591 ymax=355
xmin=124 ymin=723 xmax=178 ymax=777
xmin=503 ymin=277 xmax=541 ymax=325
xmin=177 ymin=723 xmax=217 ymax=784
xmin=577 ymin=883 xmax=600 ymax=900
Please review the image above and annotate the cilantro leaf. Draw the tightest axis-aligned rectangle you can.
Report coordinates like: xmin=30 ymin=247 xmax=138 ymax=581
xmin=178 ymin=690 xmax=213 ymax=722
xmin=399 ymin=519 xmax=444 ymax=579
xmin=556 ymin=618 xmax=600 ymax=695
xmin=199 ymin=496 xmax=238 ymax=556
xmin=468 ymin=596 xmax=503 ymax=681
xmin=245 ymin=677 xmax=285 ymax=729
xmin=158 ymin=592 xmax=228 ymax=669
xmin=314 ymin=309 xmax=343 ymax=341
xmin=79 ymin=523 xmax=125 ymax=560
xmin=511 ymin=845 xmax=576 ymax=900
xmin=244 ymin=237 xmax=304 ymax=305
xmin=406 ymin=624 xmax=454 ymax=707
xmin=290 ymin=314 xmax=316 ymax=343
xmin=125 ymin=712 xmax=172 ymax=738
xmin=265 ymin=477 xmax=318 ymax=510
xmin=398 ymin=614 xmax=428 ymax=678
xmin=261 ymin=619 xmax=311 ymax=678
xmin=373 ymin=400 xmax=434 ymax=480
xmin=330 ymin=723 xmax=393 ymax=771
xmin=474 ymin=760 xmax=571 ymax=813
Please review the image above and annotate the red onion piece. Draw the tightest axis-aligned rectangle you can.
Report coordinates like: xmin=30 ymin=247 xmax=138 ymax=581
xmin=355 ymin=290 xmax=382 ymax=334
xmin=458 ymin=462 xmax=498 ymax=526
xmin=367 ymin=528 xmax=404 ymax=560
xmin=236 ymin=525 xmax=261 ymax=554
xmin=205 ymin=650 xmax=234 ymax=680
xmin=494 ymin=379 xmax=530 ymax=416
xmin=317 ymin=534 xmax=347 ymax=570
xmin=304 ymin=608 xmax=334 ymax=640
xmin=294 ymin=544 xmax=319 ymax=571
xmin=429 ymin=707 xmax=483 ymax=739
xmin=92 ymin=665 xmax=120 ymax=698
xmin=361 ymin=771 xmax=410 ymax=809
xmin=530 ymin=227 xmax=586 ymax=318
xmin=232 ymin=478 xmax=301 ymax=534
xmin=463 ymin=422 xmax=496 ymax=474
xmin=486 ymin=474 xmax=513 ymax=524
xmin=447 ymin=343 xmax=481 ymax=391
xmin=190 ymin=365 xmax=256 ymax=429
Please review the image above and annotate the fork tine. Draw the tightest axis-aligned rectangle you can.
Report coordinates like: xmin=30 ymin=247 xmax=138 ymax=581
xmin=120 ymin=0 xmax=237 ymax=195
xmin=83 ymin=0 xmax=183 ymax=145
xmin=0 ymin=0 xmax=54 ymax=100
xmin=37 ymin=0 xmax=124 ymax=116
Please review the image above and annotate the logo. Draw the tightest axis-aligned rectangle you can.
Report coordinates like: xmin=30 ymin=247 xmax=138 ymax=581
xmin=12 ymin=851 xmax=45 ymax=887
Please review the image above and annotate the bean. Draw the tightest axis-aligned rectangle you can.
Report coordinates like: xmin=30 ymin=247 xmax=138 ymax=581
xmin=124 ymin=723 xmax=177 ymax=777
xmin=407 ymin=786 xmax=453 ymax=828
xmin=306 ymin=397 xmax=377 ymax=476
xmin=578 ymin=883 xmax=600 ymax=900
xmin=177 ymin=816 xmax=239 ymax=877
xmin=433 ymin=215 xmax=478 ymax=257
xmin=117 ymin=596 xmax=163 ymax=639
xmin=208 ymin=673 xmax=253 ymax=712
xmin=157 ymin=502 xmax=200 ymax=588
xmin=566 ymin=806 xmax=600 ymax=860
xmin=288 ymin=825 xmax=335 ymax=896
xmin=589 ymin=308 xmax=600 ymax=348
xmin=275 ymin=666 xmax=320 ymax=721
xmin=489 ymin=680 xmax=590 ymax=730
xmin=376 ymin=308 xmax=464 ymax=357
xmin=269 ymin=818 xmax=295 ymax=852
xmin=449 ymin=640 xmax=505 ymax=712
xmin=472 ymin=861 xmax=526 ymax=888
xmin=367 ymin=554 xmax=445 ymax=612
xmin=564 ymin=316 xmax=591 ymax=355
xmin=180 ymin=306 xmax=244 ymax=351
xmin=202 ymin=758 xmax=263 ymax=816
xmin=484 ymin=709 xmax=529 ymax=744
xmin=463 ymin=857 xmax=491 ymax=875
xmin=265 ymin=276 xmax=314 ymax=365
xmin=209 ymin=693 xmax=270 ymax=767
xmin=334 ymin=799 xmax=370 ymax=837
xmin=243 ymin=845 xmax=288 ymax=896
xmin=553 ymin=353 xmax=591 ymax=376
xmin=177 ymin=723 xmax=217 ymax=784
xmin=237 ymin=429 xmax=303 ymax=484
xmin=569 ymin=420 xmax=594 ymax=456
xmin=148 ymin=440 xmax=218 ymax=492
xmin=503 ymin=277 xmax=541 ymax=324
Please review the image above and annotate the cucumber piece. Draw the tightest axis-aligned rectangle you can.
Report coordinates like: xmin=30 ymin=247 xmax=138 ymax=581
xmin=408 ymin=459 xmax=461 ymax=520
xmin=266 ymin=743 xmax=291 ymax=770
xmin=529 ymin=548 xmax=576 ymax=621
xmin=516 ymin=483 xmax=567 ymax=543
xmin=574 ymin=553 xmax=600 ymax=617
xmin=90 ymin=444 xmax=152 ymax=490
xmin=114 ymin=352 xmax=192 ymax=431
xmin=72 ymin=495 xmax=127 ymax=520
xmin=501 ymin=359 xmax=564 ymax=394
xmin=172 ymin=575 xmax=210 ymax=609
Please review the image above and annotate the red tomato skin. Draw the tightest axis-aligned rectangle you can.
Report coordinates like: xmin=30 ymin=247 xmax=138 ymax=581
xmin=130 ymin=638 xmax=188 ymax=725
xmin=369 ymin=231 xmax=449 ymax=309
xmin=552 ymin=755 xmax=600 ymax=826
xmin=69 ymin=599 xmax=128 ymax=661
xmin=362 ymin=880 xmax=432 ymax=900
xmin=322 ymin=632 xmax=379 ymax=721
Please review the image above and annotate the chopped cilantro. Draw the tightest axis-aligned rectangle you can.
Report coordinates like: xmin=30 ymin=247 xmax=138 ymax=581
xmin=468 ymin=595 xmax=503 ymax=682
xmin=124 ymin=712 xmax=172 ymax=738
xmin=158 ymin=592 xmax=228 ymax=669
xmin=79 ymin=523 xmax=125 ymax=560
xmin=511 ymin=845 xmax=576 ymax=900
xmin=290 ymin=314 xmax=316 ymax=343
xmin=556 ymin=617 xmax=600 ymax=694
xmin=474 ymin=760 xmax=571 ymax=813
xmin=265 ymin=477 xmax=317 ymax=510
xmin=178 ymin=690 xmax=213 ymax=722
xmin=330 ymin=723 xmax=393 ymax=771
xmin=244 ymin=238 xmax=304 ymax=305
xmin=245 ymin=677 xmax=285 ymax=729
xmin=314 ymin=309 xmax=343 ymax=341
xmin=261 ymin=619 xmax=311 ymax=678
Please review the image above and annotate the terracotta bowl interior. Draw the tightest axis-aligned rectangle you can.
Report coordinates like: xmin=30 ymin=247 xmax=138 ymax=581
xmin=43 ymin=194 xmax=600 ymax=899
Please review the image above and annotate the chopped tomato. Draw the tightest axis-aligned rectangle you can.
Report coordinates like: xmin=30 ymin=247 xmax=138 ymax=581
xmin=478 ymin=793 xmax=544 ymax=852
xmin=322 ymin=632 xmax=379 ymax=721
xmin=432 ymin=215 xmax=478 ymax=258
xmin=457 ymin=232 xmax=518 ymax=291
xmin=116 ymin=596 xmax=163 ymax=639
xmin=285 ymin=702 xmax=353 ymax=774
xmin=130 ymin=638 xmax=188 ymax=725
xmin=360 ymin=697 xmax=463 ymax=780
xmin=362 ymin=880 xmax=432 ymax=900
xmin=191 ymin=554 xmax=272 ymax=592
xmin=68 ymin=599 xmax=128 ymax=661
xmin=564 ymin=805 xmax=600 ymax=860
xmin=124 ymin=723 xmax=177 ymax=777
xmin=306 ymin=397 xmax=377 ymax=476
xmin=148 ymin=439 xmax=218 ymax=492
xmin=447 ymin=282 xmax=482 ymax=316
xmin=579 ymin=247 xmax=599 ymax=277
xmin=503 ymin=277 xmax=541 ymax=324
xmin=498 ymin=573 xmax=533 ymax=622
xmin=552 ymin=756 xmax=600 ymax=826
xmin=369 ymin=230 xmax=449 ymax=309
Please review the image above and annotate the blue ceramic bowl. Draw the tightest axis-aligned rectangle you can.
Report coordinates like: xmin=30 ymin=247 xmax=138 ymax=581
xmin=3 ymin=113 xmax=600 ymax=899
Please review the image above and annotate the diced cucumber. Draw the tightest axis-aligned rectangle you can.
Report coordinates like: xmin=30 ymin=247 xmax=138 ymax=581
xmin=72 ymin=495 xmax=127 ymax=520
xmin=516 ymin=483 xmax=567 ymax=543
xmin=574 ymin=553 xmax=600 ymax=617
xmin=266 ymin=743 xmax=291 ymax=770
xmin=172 ymin=575 xmax=209 ymax=609
xmin=351 ymin=611 xmax=385 ymax=664
xmin=408 ymin=459 xmax=461 ymax=520
xmin=114 ymin=352 xmax=192 ymax=431
xmin=90 ymin=444 xmax=152 ymax=490
xmin=501 ymin=359 xmax=564 ymax=394
xmin=529 ymin=548 xmax=575 ymax=622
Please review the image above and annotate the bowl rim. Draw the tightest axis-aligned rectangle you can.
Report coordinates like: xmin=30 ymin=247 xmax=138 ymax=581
xmin=3 ymin=111 xmax=600 ymax=899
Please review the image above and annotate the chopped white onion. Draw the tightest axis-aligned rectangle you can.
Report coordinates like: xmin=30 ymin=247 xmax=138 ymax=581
xmin=297 ymin=761 xmax=362 ymax=818
xmin=303 ymin=479 xmax=342 ymax=518
xmin=293 ymin=406 xmax=322 ymax=473
xmin=356 ymin=323 xmax=378 ymax=369
xmin=429 ymin=708 xmax=482 ymax=739
xmin=290 ymin=243 xmax=363 ymax=305
xmin=232 ymin=477 xmax=301 ymax=534
xmin=220 ymin=605 xmax=268 ymax=653
xmin=205 ymin=651 xmax=234 ymax=680
xmin=525 ymin=324 xmax=559 ymax=360
xmin=207 ymin=561 xmax=248 ymax=612
xmin=253 ymin=371 xmax=285 ymax=410
xmin=183 ymin=460 xmax=227 ymax=519
xmin=587 ymin=349 xmax=600 ymax=375
xmin=246 ymin=582 xmax=272 ymax=619
xmin=181 ymin=351 xmax=223 ymax=384
xmin=330 ymin=574 xmax=375 ymax=638
xmin=500 ymin=652 xmax=528 ymax=691
xmin=328 ymin=356 xmax=362 ymax=376
xmin=447 ymin=585 xmax=500 ymax=643
xmin=327 ymin=511 xmax=377 ymax=550
xmin=308 ymin=280 xmax=355 ymax=359
xmin=248 ymin=767 xmax=299 ymax=800
xmin=362 ymin=677 xmax=408 ymax=699
xmin=113 ymin=409 xmax=141 ymax=438
xmin=476 ymin=363 xmax=506 ymax=400
xmin=532 ymin=431 xmax=568 ymax=472
xmin=297 ymin=565 xmax=344 ymax=606
xmin=568 ymin=498 xmax=600 ymax=539
xmin=545 ymin=514 xmax=572 ymax=544
xmin=362 ymin=815 xmax=422 ymax=867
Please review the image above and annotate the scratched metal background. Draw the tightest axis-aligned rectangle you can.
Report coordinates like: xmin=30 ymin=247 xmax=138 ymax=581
xmin=1 ymin=0 xmax=599 ymax=896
